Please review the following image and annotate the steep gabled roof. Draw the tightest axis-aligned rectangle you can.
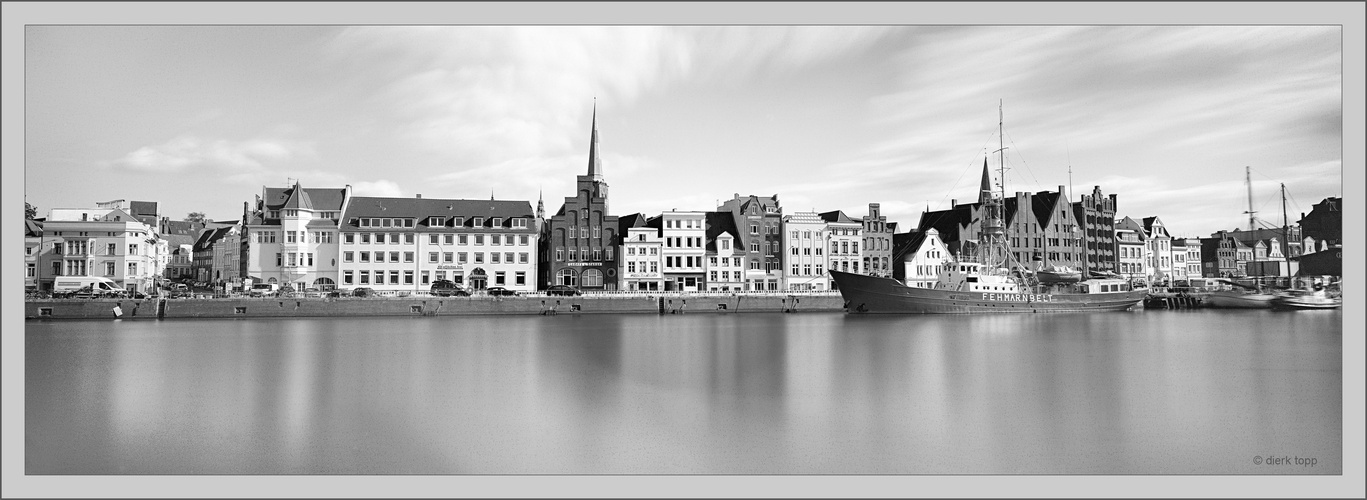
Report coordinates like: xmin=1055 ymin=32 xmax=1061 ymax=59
xmin=281 ymin=182 xmax=315 ymax=211
xmin=25 ymin=220 xmax=43 ymax=237
xmin=817 ymin=210 xmax=858 ymax=225
xmin=1032 ymin=191 xmax=1061 ymax=228
xmin=704 ymin=211 xmax=741 ymax=252
xmin=916 ymin=204 xmax=975 ymax=244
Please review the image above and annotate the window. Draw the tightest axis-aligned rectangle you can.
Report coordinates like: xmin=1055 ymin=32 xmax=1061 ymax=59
xmin=474 ymin=253 xmax=484 ymax=264
xmin=492 ymin=253 xmax=501 ymax=264
xmin=128 ymin=263 xmax=138 ymax=276
xmin=308 ymin=253 xmax=314 ymax=266
xmin=515 ymin=272 xmax=526 ymax=286
xmin=361 ymin=252 xmax=371 ymax=263
xmin=472 ymin=217 xmax=484 ymax=227
xmin=376 ymin=233 xmax=386 ymax=244
xmin=519 ymin=235 xmax=529 ymax=245
xmin=361 ymin=233 xmax=371 ymax=244
xmin=429 ymin=252 xmax=438 ymax=263
xmin=345 ymin=251 xmax=354 ymax=263
xmin=129 ymin=244 xmax=139 ymax=255
xmin=592 ymin=249 xmax=601 ymax=261
xmin=444 ymin=252 xmax=454 ymax=263
xmin=475 ymin=234 xmax=485 ymax=245
xmin=404 ymin=271 xmax=414 ymax=285
xmin=374 ymin=252 xmax=385 ymax=263
xmin=344 ymin=233 xmax=355 ymax=244
xmin=359 ymin=271 xmax=370 ymax=285
xmin=107 ymin=243 xmax=117 ymax=255
xmin=105 ymin=262 xmax=116 ymax=276
xmin=454 ymin=217 xmax=465 ymax=226
xmin=506 ymin=252 xmax=514 ymax=263
xmin=277 ymin=253 xmax=283 ymax=266
xmin=555 ymin=248 xmax=564 ymax=262
xmin=404 ymin=252 xmax=414 ymax=263
xmin=389 ymin=251 xmax=399 ymax=262
xmin=505 ymin=234 xmax=514 ymax=245
xmin=421 ymin=271 xmax=431 ymax=285
xmin=491 ymin=218 xmax=503 ymax=227
xmin=404 ymin=234 xmax=414 ymax=244
xmin=512 ymin=218 xmax=527 ymax=228
xmin=389 ymin=271 xmax=399 ymax=285
xmin=287 ymin=231 xmax=297 ymax=243
xmin=592 ymin=226 xmax=600 ymax=238
xmin=495 ymin=271 xmax=506 ymax=285
xmin=581 ymin=269 xmax=604 ymax=287
xmin=429 ymin=234 xmax=439 ymax=244
xmin=711 ymin=257 xmax=719 ymax=266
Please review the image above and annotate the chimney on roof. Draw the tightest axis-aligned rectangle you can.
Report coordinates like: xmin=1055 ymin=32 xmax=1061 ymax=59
xmin=417 ymin=194 xmax=422 ymax=199
xmin=951 ymin=199 xmax=956 ymax=208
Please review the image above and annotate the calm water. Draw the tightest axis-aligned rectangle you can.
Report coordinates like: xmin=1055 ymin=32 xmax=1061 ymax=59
xmin=26 ymin=310 xmax=1342 ymax=474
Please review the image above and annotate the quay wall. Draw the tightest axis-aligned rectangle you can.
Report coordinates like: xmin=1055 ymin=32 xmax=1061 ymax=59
xmin=25 ymin=294 xmax=847 ymax=321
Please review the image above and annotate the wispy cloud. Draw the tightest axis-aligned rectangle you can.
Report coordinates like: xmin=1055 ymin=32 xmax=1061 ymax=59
xmin=106 ymin=135 xmax=316 ymax=175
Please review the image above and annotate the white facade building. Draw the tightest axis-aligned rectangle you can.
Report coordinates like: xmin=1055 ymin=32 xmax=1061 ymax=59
xmin=897 ymin=228 xmax=951 ymax=288
xmin=705 ymin=211 xmax=745 ymax=292
xmin=782 ymin=211 xmax=829 ymax=291
xmin=243 ymin=182 xmax=349 ymax=291
xmin=620 ymin=215 xmax=664 ymax=291
xmin=659 ymin=211 xmax=707 ymax=292
xmin=38 ymin=207 xmax=161 ymax=293
xmin=339 ymin=196 xmax=539 ymax=294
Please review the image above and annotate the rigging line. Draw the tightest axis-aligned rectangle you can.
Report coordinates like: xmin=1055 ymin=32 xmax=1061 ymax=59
xmin=932 ymin=130 xmax=998 ymax=214
xmin=1001 ymin=128 xmax=1042 ymax=193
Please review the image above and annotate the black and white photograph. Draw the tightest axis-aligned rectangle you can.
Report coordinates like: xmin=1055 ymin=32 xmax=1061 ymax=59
xmin=5 ymin=2 xmax=1362 ymax=498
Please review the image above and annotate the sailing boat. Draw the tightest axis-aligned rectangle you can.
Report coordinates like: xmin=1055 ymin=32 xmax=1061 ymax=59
xmin=828 ymin=102 xmax=1146 ymax=314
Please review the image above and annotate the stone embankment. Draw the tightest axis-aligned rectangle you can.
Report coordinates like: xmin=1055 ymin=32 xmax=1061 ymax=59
xmin=25 ymin=294 xmax=847 ymax=320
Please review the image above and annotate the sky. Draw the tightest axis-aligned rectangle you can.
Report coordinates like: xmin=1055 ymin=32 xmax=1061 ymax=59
xmin=21 ymin=24 xmax=1346 ymax=239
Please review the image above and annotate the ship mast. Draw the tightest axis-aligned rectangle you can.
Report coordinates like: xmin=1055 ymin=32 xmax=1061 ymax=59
xmin=1281 ymin=183 xmax=1289 ymax=260
xmin=982 ymin=99 xmax=1009 ymax=270
xmin=1244 ymin=166 xmax=1256 ymax=232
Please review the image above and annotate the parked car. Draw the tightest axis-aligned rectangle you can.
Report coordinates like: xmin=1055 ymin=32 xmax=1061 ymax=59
xmin=328 ymin=288 xmax=351 ymax=298
xmin=485 ymin=287 xmax=519 ymax=297
xmin=545 ymin=285 xmax=582 ymax=296
xmin=352 ymin=287 xmax=375 ymax=298
xmin=249 ymin=283 xmax=279 ymax=297
xmin=53 ymin=276 xmax=123 ymax=298
xmin=430 ymin=279 xmax=471 ymax=297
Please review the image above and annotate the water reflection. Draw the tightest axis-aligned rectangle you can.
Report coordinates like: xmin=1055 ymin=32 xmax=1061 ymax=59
xmin=26 ymin=310 xmax=1341 ymax=474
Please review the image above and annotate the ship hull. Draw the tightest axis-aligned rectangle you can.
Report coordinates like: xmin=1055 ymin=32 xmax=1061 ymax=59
xmin=1205 ymin=291 xmax=1275 ymax=309
xmin=830 ymin=270 xmax=1145 ymax=314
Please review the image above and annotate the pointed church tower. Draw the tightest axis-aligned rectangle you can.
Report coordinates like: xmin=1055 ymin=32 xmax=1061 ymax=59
xmin=536 ymin=189 xmax=545 ymax=220
xmin=587 ymin=100 xmax=603 ymax=183
xmin=978 ymin=157 xmax=993 ymax=205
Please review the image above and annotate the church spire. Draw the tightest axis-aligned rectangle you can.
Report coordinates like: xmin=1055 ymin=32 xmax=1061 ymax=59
xmin=536 ymin=188 xmax=545 ymax=220
xmin=587 ymin=99 xmax=602 ymax=181
xmin=978 ymin=157 xmax=993 ymax=205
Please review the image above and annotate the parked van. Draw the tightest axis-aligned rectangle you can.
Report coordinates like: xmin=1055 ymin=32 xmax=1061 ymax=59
xmin=250 ymin=283 xmax=280 ymax=297
xmin=53 ymin=276 xmax=124 ymax=298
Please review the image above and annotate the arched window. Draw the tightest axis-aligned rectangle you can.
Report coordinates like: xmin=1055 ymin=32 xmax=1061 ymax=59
xmin=557 ymin=268 xmax=578 ymax=286
xmin=313 ymin=277 xmax=336 ymax=291
xmin=581 ymin=268 xmax=604 ymax=288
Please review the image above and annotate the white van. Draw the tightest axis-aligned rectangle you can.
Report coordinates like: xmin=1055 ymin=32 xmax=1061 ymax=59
xmin=250 ymin=283 xmax=280 ymax=297
xmin=53 ymin=276 xmax=124 ymax=298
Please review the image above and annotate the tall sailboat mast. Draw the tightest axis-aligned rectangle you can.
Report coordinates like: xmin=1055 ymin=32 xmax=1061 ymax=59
xmin=1281 ymin=183 xmax=1290 ymax=259
xmin=1244 ymin=166 xmax=1257 ymax=231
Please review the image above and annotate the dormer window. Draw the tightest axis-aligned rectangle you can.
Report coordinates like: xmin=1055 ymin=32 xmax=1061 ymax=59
xmin=491 ymin=218 xmax=503 ymax=227
xmin=473 ymin=217 xmax=484 ymax=227
xmin=269 ymin=211 xmax=280 ymax=219
xmin=428 ymin=216 xmax=444 ymax=226
xmin=511 ymin=218 xmax=527 ymax=228
xmin=454 ymin=217 xmax=465 ymax=226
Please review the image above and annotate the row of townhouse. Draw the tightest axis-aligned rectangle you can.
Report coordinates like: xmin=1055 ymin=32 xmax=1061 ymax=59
xmin=27 ymin=200 xmax=168 ymax=293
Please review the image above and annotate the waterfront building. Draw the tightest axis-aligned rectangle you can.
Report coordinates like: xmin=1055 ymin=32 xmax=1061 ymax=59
xmin=918 ymin=162 xmax=1084 ymax=274
xmin=158 ymin=218 xmax=203 ymax=282
xmin=618 ymin=214 xmax=664 ymax=292
xmin=1114 ymin=219 xmax=1146 ymax=282
xmin=338 ymin=196 xmax=539 ymax=294
xmin=241 ymin=182 xmax=349 ymax=291
xmin=704 ymin=211 xmax=745 ymax=293
xmin=658 ymin=210 xmax=707 ymax=292
xmin=192 ymin=225 xmax=237 ymax=284
xmin=542 ymin=105 xmax=620 ymax=290
xmin=1200 ymin=232 xmax=1242 ymax=278
xmin=25 ymin=220 xmax=43 ymax=292
xmin=861 ymin=203 xmax=894 ymax=277
xmin=1297 ymin=197 xmax=1340 ymax=249
xmin=818 ymin=210 xmax=863 ymax=288
xmin=1171 ymin=239 xmax=1189 ymax=281
xmin=1139 ymin=217 xmax=1175 ymax=284
xmin=717 ymin=194 xmax=784 ymax=291
xmin=37 ymin=204 xmax=161 ymax=293
xmin=1233 ymin=238 xmax=1254 ymax=276
xmin=891 ymin=228 xmax=950 ymax=289
xmin=1181 ymin=238 xmax=1202 ymax=280
xmin=782 ymin=211 xmax=829 ymax=291
xmin=1071 ymin=186 xmax=1119 ymax=277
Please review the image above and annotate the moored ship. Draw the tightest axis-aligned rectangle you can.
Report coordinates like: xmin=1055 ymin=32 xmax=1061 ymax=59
xmin=832 ymin=102 xmax=1145 ymax=314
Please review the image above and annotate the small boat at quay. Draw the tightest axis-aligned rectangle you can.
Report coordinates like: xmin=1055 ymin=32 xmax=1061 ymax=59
xmin=1205 ymin=280 xmax=1276 ymax=309
xmin=1271 ymin=291 xmax=1342 ymax=310
xmin=1036 ymin=265 xmax=1083 ymax=284
xmin=830 ymin=102 xmax=1146 ymax=314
